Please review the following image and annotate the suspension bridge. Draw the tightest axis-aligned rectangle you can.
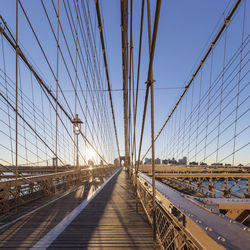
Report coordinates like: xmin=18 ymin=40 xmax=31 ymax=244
xmin=0 ymin=0 xmax=249 ymax=249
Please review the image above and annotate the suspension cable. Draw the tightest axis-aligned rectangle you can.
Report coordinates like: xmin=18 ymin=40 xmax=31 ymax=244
xmin=94 ymin=0 xmax=121 ymax=160
xmin=136 ymin=0 xmax=162 ymax=172
xmin=0 ymin=17 xmax=108 ymax=165
xmin=141 ymin=0 xmax=242 ymax=161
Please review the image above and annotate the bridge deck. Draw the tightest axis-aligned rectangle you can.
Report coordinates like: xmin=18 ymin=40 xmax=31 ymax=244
xmin=0 ymin=169 xmax=156 ymax=249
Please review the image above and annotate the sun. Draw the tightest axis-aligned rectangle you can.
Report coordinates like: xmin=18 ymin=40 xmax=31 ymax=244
xmin=86 ymin=147 xmax=97 ymax=160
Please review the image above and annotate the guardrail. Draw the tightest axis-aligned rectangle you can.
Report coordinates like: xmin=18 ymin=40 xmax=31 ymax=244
xmin=139 ymin=165 xmax=250 ymax=198
xmin=135 ymin=172 xmax=250 ymax=250
xmin=136 ymin=174 xmax=201 ymax=249
xmin=0 ymin=166 xmax=118 ymax=214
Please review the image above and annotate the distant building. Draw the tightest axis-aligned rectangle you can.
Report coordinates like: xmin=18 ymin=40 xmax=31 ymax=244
xmin=168 ymin=158 xmax=177 ymax=165
xmin=178 ymin=157 xmax=187 ymax=165
xmin=155 ymin=158 xmax=161 ymax=164
xmin=189 ymin=161 xmax=198 ymax=165
xmin=144 ymin=158 xmax=152 ymax=164
xmin=114 ymin=158 xmax=119 ymax=166
xmin=162 ymin=159 xmax=168 ymax=164
xmin=211 ymin=163 xmax=223 ymax=166
xmin=200 ymin=162 xmax=207 ymax=165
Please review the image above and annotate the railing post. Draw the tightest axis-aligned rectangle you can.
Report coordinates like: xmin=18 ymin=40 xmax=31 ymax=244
xmin=247 ymin=177 xmax=250 ymax=198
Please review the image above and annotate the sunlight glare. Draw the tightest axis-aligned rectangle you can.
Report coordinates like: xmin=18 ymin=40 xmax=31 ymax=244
xmin=86 ymin=147 xmax=97 ymax=160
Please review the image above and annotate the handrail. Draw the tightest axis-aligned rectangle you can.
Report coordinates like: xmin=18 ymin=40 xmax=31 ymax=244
xmin=136 ymin=172 xmax=250 ymax=249
xmin=0 ymin=166 xmax=119 ymax=214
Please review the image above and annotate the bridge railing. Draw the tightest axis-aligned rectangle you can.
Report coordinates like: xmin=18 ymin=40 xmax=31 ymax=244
xmin=135 ymin=171 xmax=250 ymax=250
xmin=0 ymin=165 xmax=118 ymax=214
xmin=139 ymin=164 xmax=250 ymax=198
xmin=136 ymin=174 xmax=201 ymax=249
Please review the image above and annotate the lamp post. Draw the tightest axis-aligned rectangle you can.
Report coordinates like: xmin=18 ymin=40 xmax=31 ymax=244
xmin=72 ymin=114 xmax=83 ymax=171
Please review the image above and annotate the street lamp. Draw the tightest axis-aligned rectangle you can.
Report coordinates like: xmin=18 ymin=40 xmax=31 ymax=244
xmin=72 ymin=114 xmax=83 ymax=170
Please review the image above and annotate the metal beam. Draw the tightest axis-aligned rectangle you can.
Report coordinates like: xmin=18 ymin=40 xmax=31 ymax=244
xmin=138 ymin=172 xmax=250 ymax=249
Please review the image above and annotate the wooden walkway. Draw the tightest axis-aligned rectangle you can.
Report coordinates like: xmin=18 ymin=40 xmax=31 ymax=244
xmin=0 ymin=169 xmax=156 ymax=249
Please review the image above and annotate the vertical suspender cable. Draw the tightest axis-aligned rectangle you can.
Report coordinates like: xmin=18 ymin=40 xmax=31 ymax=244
xmin=120 ymin=0 xmax=129 ymax=170
xmin=203 ymin=51 xmax=213 ymax=162
xmin=1 ymin=36 xmax=14 ymax=166
xmin=15 ymin=0 xmax=19 ymax=210
xmin=216 ymin=28 xmax=227 ymax=163
xmin=128 ymin=0 xmax=133 ymax=172
xmin=0 ymin=15 xmax=105 ymax=166
xmin=55 ymin=0 xmax=59 ymax=172
xmin=132 ymin=0 xmax=144 ymax=166
xmin=94 ymin=0 xmax=121 ymax=162
xmin=146 ymin=0 xmax=155 ymax=242
xmin=141 ymin=0 xmax=242 ymax=161
xmin=232 ymin=0 xmax=246 ymax=166
xmin=134 ymin=0 xmax=145 ymax=211
xmin=146 ymin=0 xmax=162 ymax=244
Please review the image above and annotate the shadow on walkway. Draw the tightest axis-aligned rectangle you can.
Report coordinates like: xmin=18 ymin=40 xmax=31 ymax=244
xmin=49 ymin=169 xmax=155 ymax=249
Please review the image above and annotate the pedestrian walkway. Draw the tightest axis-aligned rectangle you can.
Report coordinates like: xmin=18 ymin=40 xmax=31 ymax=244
xmin=0 ymin=169 xmax=156 ymax=249
xmin=49 ymin=169 xmax=156 ymax=249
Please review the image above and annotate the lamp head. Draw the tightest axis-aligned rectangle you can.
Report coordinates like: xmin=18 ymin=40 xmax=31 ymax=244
xmin=72 ymin=114 xmax=83 ymax=135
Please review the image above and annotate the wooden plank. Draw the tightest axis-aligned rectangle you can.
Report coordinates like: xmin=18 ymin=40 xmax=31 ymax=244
xmin=49 ymin=169 xmax=156 ymax=249
xmin=0 ymin=169 xmax=157 ymax=249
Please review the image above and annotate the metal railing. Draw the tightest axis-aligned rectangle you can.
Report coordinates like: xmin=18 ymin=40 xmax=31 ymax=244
xmin=0 ymin=166 xmax=118 ymax=214
xmin=134 ymin=171 xmax=250 ymax=249
xmin=135 ymin=174 xmax=200 ymax=249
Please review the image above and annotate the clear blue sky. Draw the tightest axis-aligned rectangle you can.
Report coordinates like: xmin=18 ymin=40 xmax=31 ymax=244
xmin=101 ymin=0 xmax=249 ymax=164
xmin=0 ymin=0 xmax=249 ymax=165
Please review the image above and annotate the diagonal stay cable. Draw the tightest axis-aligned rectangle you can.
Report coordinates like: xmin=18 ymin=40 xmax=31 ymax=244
xmin=0 ymin=91 xmax=65 ymax=166
xmin=0 ymin=19 xmax=71 ymax=121
xmin=94 ymin=0 xmax=121 ymax=160
xmin=17 ymin=0 xmax=74 ymax=119
xmin=136 ymin=0 xmax=162 ymax=174
xmin=132 ymin=0 xmax=145 ymax=164
xmin=0 ymin=17 xmax=107 ymax=165
xmin=141 ymin=0 xmax=243 ymax=161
